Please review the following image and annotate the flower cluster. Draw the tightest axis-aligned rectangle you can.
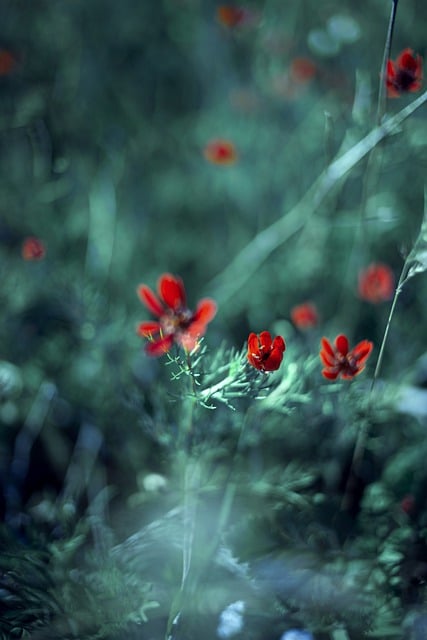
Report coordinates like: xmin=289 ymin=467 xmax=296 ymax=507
xmin=137 ymin=274 xmax=375 ymax=381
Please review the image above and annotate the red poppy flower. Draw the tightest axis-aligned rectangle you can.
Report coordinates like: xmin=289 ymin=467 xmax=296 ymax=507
xmin=21 ymin=236 xmax=46 ymax=261
xmin=0 ymin=49 xmax=18 ymax=76
xmin=386 ymin=48 xmax=423 ymax=98
xmin=320 ymin=334 xmax=373 ymax=380
xmin=290 ymin=57 xmax=317 ymax=84
xmin=400 ymin=494 xmax=415 ymax=515
xmin=137 ymin=273 xmax=217 ymax=356
xmin=203 ymin=139 xmax=238 ymax=165
xmin=216 ymin=6 xmax=247 ymax=28
xmin=247 ymin=331 xmax=286 ymax=372
xmin=358 ymin=263 xmax=394 ymax=303
xmin=291 ymin=302 xmax=319 ymax=330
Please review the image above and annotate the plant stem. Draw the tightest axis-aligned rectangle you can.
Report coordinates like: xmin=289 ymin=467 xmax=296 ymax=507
xmin=208 ymin=89 xmax=427 ymax=314
xmin=377 ymin=0 xmax=399 ymax=124
xmin=342 ymin=261 xmax=408 ymax=510
xmin=370 ymin=271 xmax=406 ymax=394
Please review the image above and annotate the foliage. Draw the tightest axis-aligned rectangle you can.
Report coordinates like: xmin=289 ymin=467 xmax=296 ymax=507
xmin=1 ymin=1 xmax=427 ymax=639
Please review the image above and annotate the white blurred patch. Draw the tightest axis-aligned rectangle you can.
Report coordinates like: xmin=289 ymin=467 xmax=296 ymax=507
xmin=217 ymin=600 xmax=245 ymax=638
xmin=327 ymin=15 xmax=361 ymax=44
xmin=397 ymin=386 xmax=427 ymax=418
xmin=280 ymin=629 xmax=314 ymax=640
xmin=142 ymin=473 xmax=168 ymax=492
xmin=307 ymin=29 xmax=340 ymax=57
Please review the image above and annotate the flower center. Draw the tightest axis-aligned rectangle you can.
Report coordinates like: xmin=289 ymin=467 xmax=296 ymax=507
xmin=395 ymin=68 xmax=416 ymax=91
xmin=160 ymin=308 xmax=193 ymax=336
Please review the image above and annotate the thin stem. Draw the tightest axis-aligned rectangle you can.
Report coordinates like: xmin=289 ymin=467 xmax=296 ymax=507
xmin=208 ymin=89 xmax=427 ymax=314
xmin=370 ymin=269 xmax=406 ymax=393
xmin=342 ymin=261 xmax=408 ymax=510
xmin=377 ymin=0 xmax=399 ymax=124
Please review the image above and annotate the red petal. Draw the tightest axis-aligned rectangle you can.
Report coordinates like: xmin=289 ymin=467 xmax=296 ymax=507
xmin=247 ymin=332 xmax=260 ymax=353
xmin=137 ymin=321 xmax=161 ymax=337
xmin=397 ymin=48 xmax=418 ymax=72
xmin=320 ymin=337 xmax=335 ymax=359
xmin=320 ymin=351 xmax=336 ymax=367
xmin=386 ymin=59 xmax=396 ymax=80
xmin=158 ymin=273 xmax=186 ymax=310
xmin=264 ymin=347 xmax=284 ymax=371
xmin=178 ymin=332 xmax=199 ymax=352
xmin=182 ymin=318 xmax=211 ymax=347
xmin=322 ymin=369 xmax=339 ymax=380
xmin=192 ymin=298 xmax=217 ymax=325
xmin=352 ymin=340 xmax=373 ymax=364
xmin=259 ymin=331 xmax=272 ymax=350
xmin=145 ymin=335 xmax=174 ymax=357
xmin=335 ymin=334 xmax=349 ymax=356
xmin=138 ymin=285 xmax=164 ymax=317
xmin=272 ymin=335 xmax=286 ymax=353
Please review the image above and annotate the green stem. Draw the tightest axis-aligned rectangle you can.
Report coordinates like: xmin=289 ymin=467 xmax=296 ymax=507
xmin=370 ymin=270 xmax=406 ymax=393
xmin=342 ymin=261 xmax=408 ymax=510
xmin=377 ymin=0 xmax=399 ymax=124
xmin=208 ymin=89 xmax=427 ymax=314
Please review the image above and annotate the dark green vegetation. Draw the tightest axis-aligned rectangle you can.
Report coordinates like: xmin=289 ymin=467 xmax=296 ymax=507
xmin=1 ymin=1 xmax=427 ymax=638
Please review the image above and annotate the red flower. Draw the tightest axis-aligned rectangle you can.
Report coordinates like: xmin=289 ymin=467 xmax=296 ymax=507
xmin=291 ymin=302 xmax=319 ymax=330
xmin=21 ymin=236 xmax=46 ymax=261
xmin=247 ymin=331 xmax=286 ymax=372
xmin=358 ymin=263 xmax=394 ymax=303
xmin=203 ymin=139 xmax=238 ymax=165
xmin=290 ymin=57 xmax=317 ymax=84
xmin=320 ymin=334 xmax=373 ymax=380
xmin=386 ymin=48 xmax=423 ymax=98
xmin=137 ymin=273 xmax=217 ymax=356
xmin=0 ymin=49 xmax=18 ymax=76
xmin=216 ymin=6 xmax=247 ymax=28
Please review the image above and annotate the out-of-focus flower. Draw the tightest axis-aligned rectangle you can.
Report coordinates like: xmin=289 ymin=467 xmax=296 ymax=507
xmin=358 ymin=263 xmax=394 ymax=303
xmin=320 ymin=334 xmax=373 ymax=380
xmin=203 ymin=139 xmax=238 ymax=165
xmin=0 ymin=49 xmax=18 ymax=75
xmin=247 ymin=331 xmax=286 ymax=372
xmin=291 ymin=302 xmax=319 ymax=329
xmin=400 ymin=494 xmax=415 ymax=515
xmin=290 ymin=57 xmax=317 ymax=84
xmin=386 ymin=48 xmax=423 ymax=98
xmin=21 ymin=236 xmax=46 ymax=261
xmin=216 ymin=6 xmax=247 ymax=28
xmin=137 ymin=273 xmax=217 ymax=356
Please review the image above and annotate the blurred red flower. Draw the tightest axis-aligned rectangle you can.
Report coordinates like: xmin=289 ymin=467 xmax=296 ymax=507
xmin=137 ymin=273 xmax=217 ymax=356
xmin=400 ymin=494 xmax=415 ymax=515
xmin=358 ymin=263 xmax=394 ymax=303
xmin=216 ymin=6 xmax=247 ymax=28
xmin=203 ymin=139 xmax=238 ymax=165
xmin=0 ymin=49 xmax=18 ymax=75
xmin=320 ymin=334 xmax=373 ymax=380
xmin=247 ymin=331 xmax=286 ymax=372
xmin=291 ymin=302 xmax=319 ymax=329
xmin=21 ymin=236 xmax=46 ymax=261
xmin=290 ymin=57 xmax=317 ymax=84
xmin=386 ymin=48 xmax=423 ymax=98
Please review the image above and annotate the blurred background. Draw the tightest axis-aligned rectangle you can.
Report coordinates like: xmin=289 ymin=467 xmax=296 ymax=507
xmin=1 ymin=1 xmax=427 ymax=637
